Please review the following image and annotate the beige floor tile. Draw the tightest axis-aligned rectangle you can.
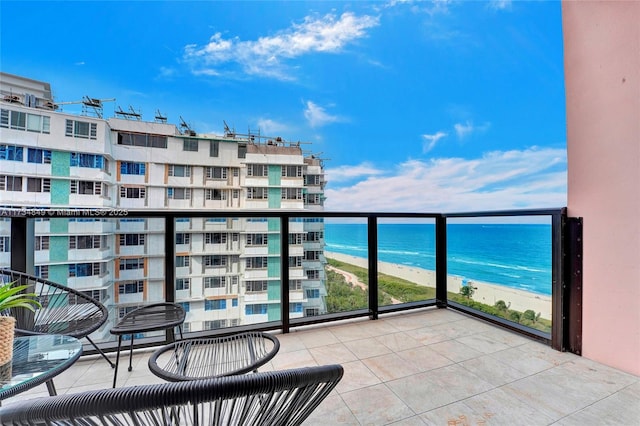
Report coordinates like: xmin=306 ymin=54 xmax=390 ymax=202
xmin=309 ymin=342 xmax=358 ymax=365
xmin=344 ymin=336 xmax=393 ymax=359
xmin=375 ymin=331 xmax=424 ymax=352
xmin=428 ymin=339 xmax=483 ymax=363
xmin=363 ymin=352 xmax=423 ymax=381
xmin=270 ymin=348 xmax=317 ymax=370
xmin=303 ymin=394 xmax=359 ymax=425
xmin=342 ymin=383 xmax=415 ymax=425
xmin=396 ymin=345 xmax=453 ymax=372
xmin=335 ymin=360 xmax=381 ymax=394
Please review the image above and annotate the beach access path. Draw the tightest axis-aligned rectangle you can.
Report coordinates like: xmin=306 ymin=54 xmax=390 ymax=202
xmin=325 ymin=251 xmax=552 ymax=319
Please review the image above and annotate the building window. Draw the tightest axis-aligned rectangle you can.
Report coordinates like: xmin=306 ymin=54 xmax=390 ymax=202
xmin=305 ymin=308 xmax=320 ymax=316
xmin=119 ymin=234 xmax=145 ymax=246
xmin=237 ymin=143 xmax=246 ymax=159
xmin=205 ymin=166 xmax=227 ymax=179
xmin=0 ymin=175 xmax=22 ymax=191
xmin=176 ymin=256 xmax=190 ymax=267
xmin=118 ymin=281 xmax=144 ymax=294
xmin=209 ymin=141 xmax=219 ymax=157
xmin=117 ymin=132 xmax=167 ymax=148
xmin=35 ymin=236 xmax=50 ymax=250
xmin=120 ymin=162 xmax=146 ymax=175
xmin=183 ymin=140 xmax=198 ymax=152
xmin=281 ymin=165 xmax=302 ymax=177
xmin=204 ymin=276 xmax=226 ymax=289
xmin=306 ymin=270 xmax=321 ymax=280
xmin=26 ymin=178 xmax=51 ymax=193
xmin=245 ymin=257 xmax=268 ymax=269
xmin=176 ymin=233 xmax=190 ymax=245
xmin=289 ymin=256 xmax=302 ymax=267
xmin=65 ymin=119 xmax=97 ymax=139
xmin=70 ymin=152 xmax=104 ymax=168
xmin=305 ymin=231 xmax=323 ymax=242
xmin=205 ymin=299 xmax=226 ymax=311
xmin=245 ymin=304 xmax=267 ymax=315
xmin=289 ymin=303 xmax=303 ymax=313
xmin=305 ymin=194 xmax=322 ymax=205
xmin=35 ymin=265 xmax=49 ymax=279
xmin=204 ymin=255 xmax=227 ymax=267
xmin=167 ymin=187 xmax=191 ymax=200
xmin=0 ymin=144 xmax=23 ymax=161
xmin=0 ymin=236 xmax=9 ymax=252
xmin=205 ymin=189 xmax=226 ymax=200
xmin=203 ymin=320 xmax=226 ymax=330
xmin=69 ymin=262 xmax=101 ymax=277
xmin=1 ymin=109 xmax=50 ymax=133
xmin=246 ymin=233 xmax=267 ymax=246
xmin=305 ymin=175 xmax=321 ymax=185
xmin=120 ymin=186 xmax=146 ymax=199
xmin=168 ymin=165 xmax=191 ymax=177
xmin=204 ymin=233 xmax=227 ymax=244
xmin=281 ymin=188 xmax=302 ymax=200
xmin=69 ymin=235 xmax=100 ymax=249
xmin=232 ymin=298 xmax=238 ymax=307
xmin=289 ymin=280 xmax=302 ymax=291
xmin=247 ymin=164 xmax=268 ymax=177
xmin=27 ymin=148 xmax=52 ymax=164
xmin=176 ymin=278 xmax=190 ymax=290
xmin=70 ymin=180 xmax=102 ymax=195
xmin=247 ymin=187 xmax=268 ymax=200
xmin=246 ymin=280 xmax=268 ymax=292
xmin=119 ymin=258 xmax=144 ymax=270
xmin=306 ymin=289 xmax=320 ymax=298
xmin=289 ymin=233 xmax=303 ymax=245
xmin=304 ymin=250 xmax=322 ymax=261
xmin=178 ymin=302 xmax=190 ymax=313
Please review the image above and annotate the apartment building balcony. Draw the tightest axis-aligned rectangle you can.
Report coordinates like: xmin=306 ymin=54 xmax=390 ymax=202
xmin=3 ymin=307 xmax=637 ymax=425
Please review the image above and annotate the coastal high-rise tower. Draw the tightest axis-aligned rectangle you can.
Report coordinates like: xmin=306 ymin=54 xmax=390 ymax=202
xmin=0 ymin=72 xmax=327 ymax=339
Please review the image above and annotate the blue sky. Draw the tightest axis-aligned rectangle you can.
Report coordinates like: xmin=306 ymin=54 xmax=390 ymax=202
xmin=1 ymin=0 xmax=567 ymax=213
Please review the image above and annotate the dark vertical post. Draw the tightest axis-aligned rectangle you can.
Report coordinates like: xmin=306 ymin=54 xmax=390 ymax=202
xmin=281 ymin=216 xmax=290 ymax=333
xmin=435 ymin=215 xmax=447 ymax=308
xmin=566 ymin=217 xmax=583 ymax=355
xmin=368 ymin=216 xmax=379 ymax=320
xmin=11 ymin=217 xmax=34 ymax=275
xmin=165 ymin=215 xmax=176 ymax=342
xmin=551 ymin=210 xmax=566 ymax=351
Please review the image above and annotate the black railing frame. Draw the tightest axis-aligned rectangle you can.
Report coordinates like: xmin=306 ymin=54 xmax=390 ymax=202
xmin=6 ymin=207 xmax=577 ymax=355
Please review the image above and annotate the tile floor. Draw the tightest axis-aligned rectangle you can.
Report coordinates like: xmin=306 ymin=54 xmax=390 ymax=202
xmin=3 ymin=308 xmax=638 ymax=425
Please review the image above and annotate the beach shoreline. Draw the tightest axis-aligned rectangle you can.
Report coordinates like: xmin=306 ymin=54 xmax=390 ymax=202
xmin=325 ymin=251 xmax=552 ymax=319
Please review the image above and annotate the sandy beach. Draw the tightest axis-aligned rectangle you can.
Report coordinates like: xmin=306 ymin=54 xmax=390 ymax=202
xmin=325 ymin=251 xmax=552 ymax=319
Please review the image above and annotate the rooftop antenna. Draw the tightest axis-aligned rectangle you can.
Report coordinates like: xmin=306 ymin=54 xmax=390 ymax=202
xmin=54 ymin=96 xmax=115 ymax=118
xmin=154 ymin=109 xmax=167 ymax=123
xmin=223 ymin=120 xmax=234 ymax=137
xmin=180 ymin=116 xmax=196 ymax=136
xmin=115 ymin=105 xmax=142 ymax=120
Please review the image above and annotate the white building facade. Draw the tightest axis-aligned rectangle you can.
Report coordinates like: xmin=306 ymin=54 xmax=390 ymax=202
xmin=0 ymin=73 xmax=327 ymax=339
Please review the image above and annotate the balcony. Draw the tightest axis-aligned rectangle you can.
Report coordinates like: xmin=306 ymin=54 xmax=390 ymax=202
xmin=3 ymin=307 xmax=638 ymax=424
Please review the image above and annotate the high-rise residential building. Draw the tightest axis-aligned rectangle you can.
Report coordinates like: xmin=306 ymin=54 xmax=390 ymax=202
xmin=0 ymin=72 xmax=327 ymax=339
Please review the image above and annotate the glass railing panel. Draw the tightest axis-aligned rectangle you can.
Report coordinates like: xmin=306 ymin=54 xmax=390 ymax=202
xmin=178 ymin=216 xmax=282 ymax=333
xmin=377 ymin=218 xmax=437 ymax=307
xmin=0 ymin=217 xmax=10 ymax=269
xmin=446 ymin=216 xmax=552 ymax=334
xmin=322 ymin=218 xmax=369 ymax=314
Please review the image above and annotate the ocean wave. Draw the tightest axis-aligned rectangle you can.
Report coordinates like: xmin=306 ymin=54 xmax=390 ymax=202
xmin=450 ymin=257 xmax=549 ymax=273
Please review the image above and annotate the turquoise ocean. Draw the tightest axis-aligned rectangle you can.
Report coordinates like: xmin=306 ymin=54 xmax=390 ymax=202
xmin=324 ymin=223 xmax=552 ymax=296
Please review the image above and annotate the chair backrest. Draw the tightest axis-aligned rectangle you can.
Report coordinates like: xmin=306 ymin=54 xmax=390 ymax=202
xmin=0 ymin=364 xmax=344 ymax=426
xmin=0 ymin=270 xmax=108 ymax=338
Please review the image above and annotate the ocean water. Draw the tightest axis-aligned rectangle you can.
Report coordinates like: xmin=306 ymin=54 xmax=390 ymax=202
xmin=324 ymin=223 xmax=552 ymax=296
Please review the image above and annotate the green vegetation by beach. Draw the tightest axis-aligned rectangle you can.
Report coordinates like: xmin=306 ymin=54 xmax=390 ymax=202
xmin=325 ymin=258 xmax=551 ymax=334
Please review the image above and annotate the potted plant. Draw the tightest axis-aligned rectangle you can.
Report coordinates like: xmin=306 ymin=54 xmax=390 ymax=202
xmin=0 ymin=280 xmax=41 ymax=381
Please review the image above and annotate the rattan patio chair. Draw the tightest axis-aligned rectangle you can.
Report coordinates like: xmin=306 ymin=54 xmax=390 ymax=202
xmin=0 ymin=364 xmax=344 ymax=425
xmin=0 ymin=270 xmax=113 ymax=394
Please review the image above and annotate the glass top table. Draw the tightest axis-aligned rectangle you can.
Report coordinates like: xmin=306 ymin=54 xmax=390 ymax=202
xmin=0 ymin=335 xmax=83 ymax=400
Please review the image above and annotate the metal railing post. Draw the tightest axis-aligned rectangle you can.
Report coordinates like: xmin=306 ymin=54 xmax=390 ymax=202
xmin=435 ymin=215 xmax=447 ymax=308
xmin=367 ymin=216 xmax=379 ymax=320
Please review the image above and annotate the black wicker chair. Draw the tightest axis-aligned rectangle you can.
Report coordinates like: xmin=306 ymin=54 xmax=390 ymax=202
xmin=0 ymin=270 xmax=113 ymax=394
xmin=0 ymin=364 xmax=344 ymax=425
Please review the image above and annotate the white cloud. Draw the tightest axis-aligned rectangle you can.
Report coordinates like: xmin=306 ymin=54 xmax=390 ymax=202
xmin=304 ymin=101 xmax=341 ymax=128
xmin=325 ymin=163 xmax=385 ymax=183
xmin=422 ymin=131 xmax=448 ymax=153
xmin=184 ymin=12 xmax=379 ymax=80
xmin=323 ymin=147 xmax=567 ymax=212
xmin=454 ymin=121 xmax=490 ymax=139
xmin=489 ymin=0 xmax=512 ymax=11
xmin=256 ymin=118 xmax=288 ymax=135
